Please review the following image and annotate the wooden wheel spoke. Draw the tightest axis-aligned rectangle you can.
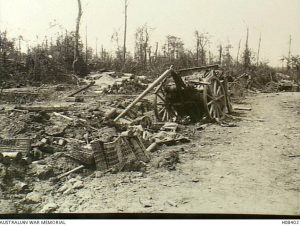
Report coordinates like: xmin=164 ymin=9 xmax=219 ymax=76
xmin=162 ymin=110 xmax=167 ymax=121
xmin=208 ymin=100 xmax=214 ymax=106
xmin=214 ymin=94 xmax=225 ymax=102
xmin=156 ymin=93 xmax=166 ymax=103
xmin=207 ymin=94 xmax=214 ymax=100
xmin=209 ymin=105 xmax=214 ymax=115
xmin=217 ymin=86 xmax=221 ymax=95
xmin=208 ymin=86 xmax=214 ymax=95
xmin=159 ymin=107 xmax=166 ymax=115
xmin=213 ymin=81 xmax=217 ymax=94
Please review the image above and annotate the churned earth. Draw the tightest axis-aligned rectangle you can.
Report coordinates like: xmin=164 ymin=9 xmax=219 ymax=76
xmin=1 ymin=92 xmax=299 ymax=215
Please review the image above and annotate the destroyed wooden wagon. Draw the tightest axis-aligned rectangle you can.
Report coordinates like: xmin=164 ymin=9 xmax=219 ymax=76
xmin=115 ymin=64 xmax=232 ymax=123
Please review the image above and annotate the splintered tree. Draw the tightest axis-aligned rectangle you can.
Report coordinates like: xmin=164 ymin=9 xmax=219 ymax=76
xmin=72 ymin=0 xmax=87 ymax=76
xmin=111 ymin=30 xmax=123 ymax=69
xmin=74 ymin=0 xmax=82 ymax=63
xmin=123 ymin=0 xmax=128 ymax=68
xmin=243 ymin=27 xmax=251 ymax=69
xmin=222 ymin=43 xmax=233 ymax=68
xmin=287 ymin=35 xmax=292 ymax=71
xmin=236 ymin=39 xmax=241 ymax=64
xmin=194 ymin=31 xmax=209 ymax=66
xmin=134 ymin=24 xmax=150 ymax=67
xmin=163 ymin=35 xmax=184 ymax=62
xmin=218 ymin=44 xmax=223 ymax=65
xmin=256 ymin=33 xmax=261 ymax=65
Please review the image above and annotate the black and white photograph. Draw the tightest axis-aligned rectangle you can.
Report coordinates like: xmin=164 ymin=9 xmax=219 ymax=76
xmin=0 ymin=0 xmax=299 ymax=219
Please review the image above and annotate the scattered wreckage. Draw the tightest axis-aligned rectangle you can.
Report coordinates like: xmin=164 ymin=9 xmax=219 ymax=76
xmin=0 ymin=65 xmax=233 ymax=190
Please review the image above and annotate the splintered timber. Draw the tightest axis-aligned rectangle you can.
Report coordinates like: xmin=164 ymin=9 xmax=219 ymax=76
xmin=0 ymin=221 xmax=65 ymax=225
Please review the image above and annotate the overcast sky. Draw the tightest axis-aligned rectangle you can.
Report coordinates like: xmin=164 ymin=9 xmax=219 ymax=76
xmin=0 ymin=0 xmax=299 ymax=66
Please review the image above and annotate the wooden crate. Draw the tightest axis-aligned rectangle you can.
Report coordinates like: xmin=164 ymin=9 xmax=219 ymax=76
xmin=0 ymin=138 xmax=31 ymax=154
xmin=92 ymin=135 xmax=149 ymax=171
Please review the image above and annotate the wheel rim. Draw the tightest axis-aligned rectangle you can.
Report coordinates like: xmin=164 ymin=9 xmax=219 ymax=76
xmin=153 ymin=82 xmax=178 ymax=122
xmin=203 ymin=77 xmax=226 ymax=121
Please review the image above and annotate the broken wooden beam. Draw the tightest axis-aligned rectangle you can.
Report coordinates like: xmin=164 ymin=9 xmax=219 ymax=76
xmin=67 ymin=81 xmax=95 ymax=97
xmin=146 ymin=142 xmax=158 ymax=152
xmin=65 ymin=96 xmax=84 ymax=102
xmin=57 ymin=165 xmax=85 ymax=179
xmin=15 ymin=106 xmax=75 ymax=112
xmin=53 ymin=112 xmax=87 ymax=123
xmin=233 ymin=107 xmax=252 ymax=111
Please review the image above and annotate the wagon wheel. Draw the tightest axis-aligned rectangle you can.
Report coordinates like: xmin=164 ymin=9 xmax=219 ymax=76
xmin=153 ymin=81 xmax=178 ymax=122
xmin=203 ymin=76 xmax=227 ymax=121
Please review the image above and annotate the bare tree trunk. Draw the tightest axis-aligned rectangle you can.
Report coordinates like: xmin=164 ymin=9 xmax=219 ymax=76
xmin=200 ymin=47 xmax=205 ymax=65
xmin=74 ymin=0 xmax=82 ymax=61
xmin=148 ymin=46 xmax=151 ymax=65
xmin=95 ymin=38 xmax=98 ymax=58
xmin=236 ymin=39 xmax=241 ymax=64
xmin=85 ymin=24 xmax=88 ymax=64
xmin=256 ymin=33 xmax=261 ymax=66
xmin=123 ymin=0 xmax=128 ymax=68
xmin=196 ymin=39 xmax=199 ymax=66
xmin=154 ymin=42 xmax=158 ymax=60
xmin=144 ymin=44 xmax=147 ymax=66
xmin=287 ymin=35 xmax=292 ymax=71
xmin=72 ymin=0 xmax=88 ymax=76
xmin=219 ymin=44 xmax=222 ymax=65
xmin=244 ymin=27 xmax=251 ymax=69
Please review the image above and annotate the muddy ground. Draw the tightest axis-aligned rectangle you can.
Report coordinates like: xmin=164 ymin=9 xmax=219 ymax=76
xmin=1 ymin=91 xmax=300 ymax=215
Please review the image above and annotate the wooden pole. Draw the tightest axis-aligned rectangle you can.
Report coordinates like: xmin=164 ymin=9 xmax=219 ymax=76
xmin=123 ymin=0 xmax=128 ymax=67
xmin=256 ymin=33 xmax=261 ymax=66
xmin=74 ymin=0 xmax=82 ymax=61
xmin=219 ymin=44 xmax=223 ymax=65
xmin=85 ymin=24 xmax=88 ymax=64
xmin=67 ymin=81 xmax=95 ymax=97
xmin=287 ymin=35 xmax=292 ymax=70
xmin=114 ymin=67 xmax=174 ymax=122
xmin=236 ymin=39 xmax=241 ymax=64
xmin=95 ymin=38 xmax=98 ymax=58
xmin=57 ymin=165 xmax=85 ymax=179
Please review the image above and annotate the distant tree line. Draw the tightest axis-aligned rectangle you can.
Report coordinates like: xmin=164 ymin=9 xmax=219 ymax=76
xmin=1 ymin=26 xmax=297 ymax=87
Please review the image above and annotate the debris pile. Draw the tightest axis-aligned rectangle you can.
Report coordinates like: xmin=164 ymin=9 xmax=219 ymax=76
xmin=103 ymin=78 xmax=148 ymax=95
xmin=0 ymin=66 xmax=238 ymax=213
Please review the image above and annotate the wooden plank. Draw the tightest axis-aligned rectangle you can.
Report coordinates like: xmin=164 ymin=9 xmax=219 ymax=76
xmin=57 ymin=165 xmax=85 ymax=179
xmin=15 ymin=106 xmax=75 ymax=112
xmin=67 ymin=81 xmax=95 ymax=97
xmin=0 ymin=138 xmax=31 ymax=154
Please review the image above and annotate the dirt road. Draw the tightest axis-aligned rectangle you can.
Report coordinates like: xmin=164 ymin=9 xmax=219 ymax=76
xmin=12 ymin=92 xmax=299 ymax=215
